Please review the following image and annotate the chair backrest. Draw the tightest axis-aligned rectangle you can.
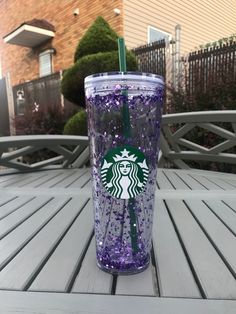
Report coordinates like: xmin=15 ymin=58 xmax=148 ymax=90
xmin=159 ymin=110 xmax=236 ymax=170
xmin=0 ymin=135 xmax=89 ymax=173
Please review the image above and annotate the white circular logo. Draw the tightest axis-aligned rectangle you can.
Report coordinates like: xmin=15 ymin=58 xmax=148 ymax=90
xmin=101 ymin=145 xmax=149 ymax=199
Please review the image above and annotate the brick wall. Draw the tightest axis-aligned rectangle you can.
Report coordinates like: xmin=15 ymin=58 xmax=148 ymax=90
xmin=0 ymin=0 xmax=123 ymax=86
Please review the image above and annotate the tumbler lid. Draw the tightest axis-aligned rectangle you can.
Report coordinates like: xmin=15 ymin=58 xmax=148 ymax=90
xmin=85 ymin=71 xmax=164 ymax=85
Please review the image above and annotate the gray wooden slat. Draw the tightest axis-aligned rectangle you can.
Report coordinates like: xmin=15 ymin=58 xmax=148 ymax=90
xmin=188 ymin=173 xmax=224 ymax=190
xmin=0 ymin=174 xmax=19 ymax=184
xmin=222 ymin=178 xmax=236 ymax=188
xmin=153 ymin=199 xmax=201 ymax=298
xmin=53 ymin=169 xmax=88 ymax=188
xmin=29 ymin=199 xmax=93 ymax=292
xmin=23 ymin=170 xmax=64 ymax=188
xmin=0 ymin=171 xmax=57 ymax=188
xmin=0 ymin=197 xmax=50 ymax=239
xmin=186 ymin=199 xmax=236 ymax=275
xmin=202 ymin=176 xmax=236 ymax=190
xmin=0 ymin=196 xmax=69 ymax=269
xmin=163 ymin=170 xmax=190 ymax=190
xmin=68 ymin=171 xmax=91 ymax=188
xmin=205 ymin=199 xmax=236 ymax=234
xmin=34 ymin=171 xmax=70 ymax=188
xmin=0 ymin=195 xmax=34 ymax=220
xmin=6 ymin=172 xmax=47 ymax=188
xmin=0 ymin=196 xmax=89 ymax=290
xmin=116 ymin=264 xmax=157 ymax=296
xmin=82 ymin=179 xmax=92 ymax=190
xmin=166 ymin=199 xmax=236 ymax=299
xmin=156 ymin=169 xmax=175 ymax=189
xmin=0 ymin=290 xmax=236 ymax=314
xmin=16 ymin=172 xmax=51 ymax=188
xmin=72 ymin=238 xmax=113 ymax=294
xmin=224 ymin=199 xmax=236 ymax=211
xmin=0 ymin=195 xmax=17 ymax=207
xmin=174 ymin=170 xmax=207 ymax=190
xmin=0 ymin=187 xmax=92 ymax=198
xmin=191 ymin=169 xmax=236 ymax=180
xmin=0 ymin=173 xmax=36 ymax=187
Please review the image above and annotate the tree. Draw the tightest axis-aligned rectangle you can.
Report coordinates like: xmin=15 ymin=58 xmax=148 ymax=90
xmin=61 ymin=16 xmax=137 ymax=108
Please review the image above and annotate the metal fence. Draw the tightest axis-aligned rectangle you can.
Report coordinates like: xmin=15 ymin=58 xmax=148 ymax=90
xmin=12 ymin=41 xmax=167 ymax=116
xmin=0 ymin=78 xmax=10 ymax=136
xmin=187 ymin=41 xmax=236 ymax=95
xmin=12 ymin=72 xmax=76 ymax=116
xmin=132 ymin=40 xmax=166 ymax=78
xmin=133 ymin=39 xmax=236 ymax=98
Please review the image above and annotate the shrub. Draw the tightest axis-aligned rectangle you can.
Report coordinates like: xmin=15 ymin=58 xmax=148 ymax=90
xmin=61 ymin=16 xmax=138 ymax=107
xmin=166 ymin=78 xmax=236 ymax=173
xmin=63 ymin=109 xmax=88 ymax=136
xmin=74 ymin=16 xmax=118 ymax=61
xmin=167 ymin=75 xmax=236 ymax=113
xmin=15 ymin=103 xmax=71 ymax=135
xmin=61 ymin=50 xmax=137 ymax=106
xmin=14 ymin=103 xmax=77 ymax=164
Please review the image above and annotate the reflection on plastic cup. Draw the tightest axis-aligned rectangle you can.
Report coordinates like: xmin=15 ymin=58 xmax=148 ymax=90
xmin=85 ymin=72 xmax=164 ymax=274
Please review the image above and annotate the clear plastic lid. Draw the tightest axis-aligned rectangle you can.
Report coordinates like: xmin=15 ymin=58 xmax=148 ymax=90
xmin=85 ymin=71 xmax=164 ymax=85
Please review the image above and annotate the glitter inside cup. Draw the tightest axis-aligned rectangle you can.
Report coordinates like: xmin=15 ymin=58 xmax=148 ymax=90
xmin=85 ymin=72 xmax=164 ymax=274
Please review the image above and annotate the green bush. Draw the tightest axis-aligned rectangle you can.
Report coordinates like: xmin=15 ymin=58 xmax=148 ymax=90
xmin=61 ymin=16 xmax=138 ymax=107
xmin=167 ymin=79 xmax=236 ymax=113
xmin=74 ymin=16 xmax=118 ymax=61
xmin=15 ymin=103 xmax=70 ymax=135
xmin=61 ymin=16 xmax=138 ymax=135
xmin=61 ymin=50 xmax=137 ymax=106
xmin=63 ymin=110 xmax=88 ymax=136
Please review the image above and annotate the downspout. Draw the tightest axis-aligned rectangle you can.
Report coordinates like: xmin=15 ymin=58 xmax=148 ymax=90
xmin=175 ymin=24 xmax=181 ymax=90
xmin=0 ymin=54 xmax=2 ymax=79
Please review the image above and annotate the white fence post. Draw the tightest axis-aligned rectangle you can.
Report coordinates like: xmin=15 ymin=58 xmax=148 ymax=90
xmin=0 ymin=55 xmax=2 ymax=80
xmin=59 ymin=70 xmax=65 ymax=108
xmin=165 ymin=39 xmax=173 ymax=86
xmin=6 ymin=72 xmax=16 ymax=135
xmin=175 ymin=24 xmax=181 ymax=90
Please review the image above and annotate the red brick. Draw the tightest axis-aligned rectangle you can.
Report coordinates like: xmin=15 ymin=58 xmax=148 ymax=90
xmin=0 ymin=0 xmax=123 ymax=86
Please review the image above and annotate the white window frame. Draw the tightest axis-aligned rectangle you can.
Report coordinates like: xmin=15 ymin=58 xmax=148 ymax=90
xmin=39 ymin=49 xmax=54 ymax=77
xmin=147 ymin=26 xmax=172 ymax=44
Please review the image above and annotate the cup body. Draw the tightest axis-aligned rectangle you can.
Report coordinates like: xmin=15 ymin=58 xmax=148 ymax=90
xmin=85 ymin=72 xmax=164 ymax=274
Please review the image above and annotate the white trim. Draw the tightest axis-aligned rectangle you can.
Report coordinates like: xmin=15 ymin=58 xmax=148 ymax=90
xmin=160 ymin=111 xmax=236 ymax=169
xmin=39 ymin=49 xmax=55 ymax=56
xmin=5 ymin=73 xmax=16 ymax=135
xmin=147 ymin=25 xmax=172 ymax=43
xmin=39 ymin=50 xmax=53 ymax=77
xmin=0 ymin=54 xmax=2 ymax=79
xmin=4 ymin=24 xmax=54 ymax=44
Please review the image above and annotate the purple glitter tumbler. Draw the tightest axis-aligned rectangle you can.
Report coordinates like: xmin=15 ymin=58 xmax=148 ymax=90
xmin=85 ymin=72 xmax=164 ymax=274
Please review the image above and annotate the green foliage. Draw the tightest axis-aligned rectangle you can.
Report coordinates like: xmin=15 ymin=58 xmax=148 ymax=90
xmin=15 ymin=103 xmax=71 ymax=135
xmin=199 ymin=33 xmax=236 ymax=49
xmin=61 ymin=16 xmax=138 ymax=107
xmin=63 ymin=109 xmax=88 ymax=136
xmin=167 ymin=79 xmax=236 ymax=173
xmin=61 ymin=16 xmax=138 ymax=135
xmin=167 ymin=79 xmax=236 ymax=113
xmin=61 ymin=50 xmax=137 ymax=106
xmin=74 ymin=16 xmax=118 ymax=61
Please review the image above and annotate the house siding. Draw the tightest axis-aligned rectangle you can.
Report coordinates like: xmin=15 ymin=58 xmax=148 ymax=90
xmin=123 ymin=0 xmax=236 ymax=53
xmin=0 ymin=0 xmax=123 ymax=86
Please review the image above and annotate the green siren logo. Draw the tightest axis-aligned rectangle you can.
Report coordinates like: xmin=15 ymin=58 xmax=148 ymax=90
xmin=101 ymin=145 xmax=149 ymax=199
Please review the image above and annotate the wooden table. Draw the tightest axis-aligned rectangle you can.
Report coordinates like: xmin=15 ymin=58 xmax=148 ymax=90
xmin=0 ymin=167 xmax=236 ymax=313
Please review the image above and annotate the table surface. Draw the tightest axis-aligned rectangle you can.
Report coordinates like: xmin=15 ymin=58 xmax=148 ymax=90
xmin=0 ymin=167 xmax=236 ymax=313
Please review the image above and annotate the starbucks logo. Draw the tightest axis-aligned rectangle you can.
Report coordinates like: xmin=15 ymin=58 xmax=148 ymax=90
xmin=101 ymin=145 xmax=149 ymax=199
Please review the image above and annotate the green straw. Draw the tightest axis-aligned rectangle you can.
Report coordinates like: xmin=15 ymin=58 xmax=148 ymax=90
xmin=118 ymin=37 xmax=138 ymax=253
xmin=118 ymin=38 xmax=131 ymax=138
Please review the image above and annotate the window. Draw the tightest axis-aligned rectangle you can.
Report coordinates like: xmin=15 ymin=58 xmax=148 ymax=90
xmin=148 ymin=26 xmax=171 ymax=43
xmin=39 ymin=49 xmax=54 ymax=77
